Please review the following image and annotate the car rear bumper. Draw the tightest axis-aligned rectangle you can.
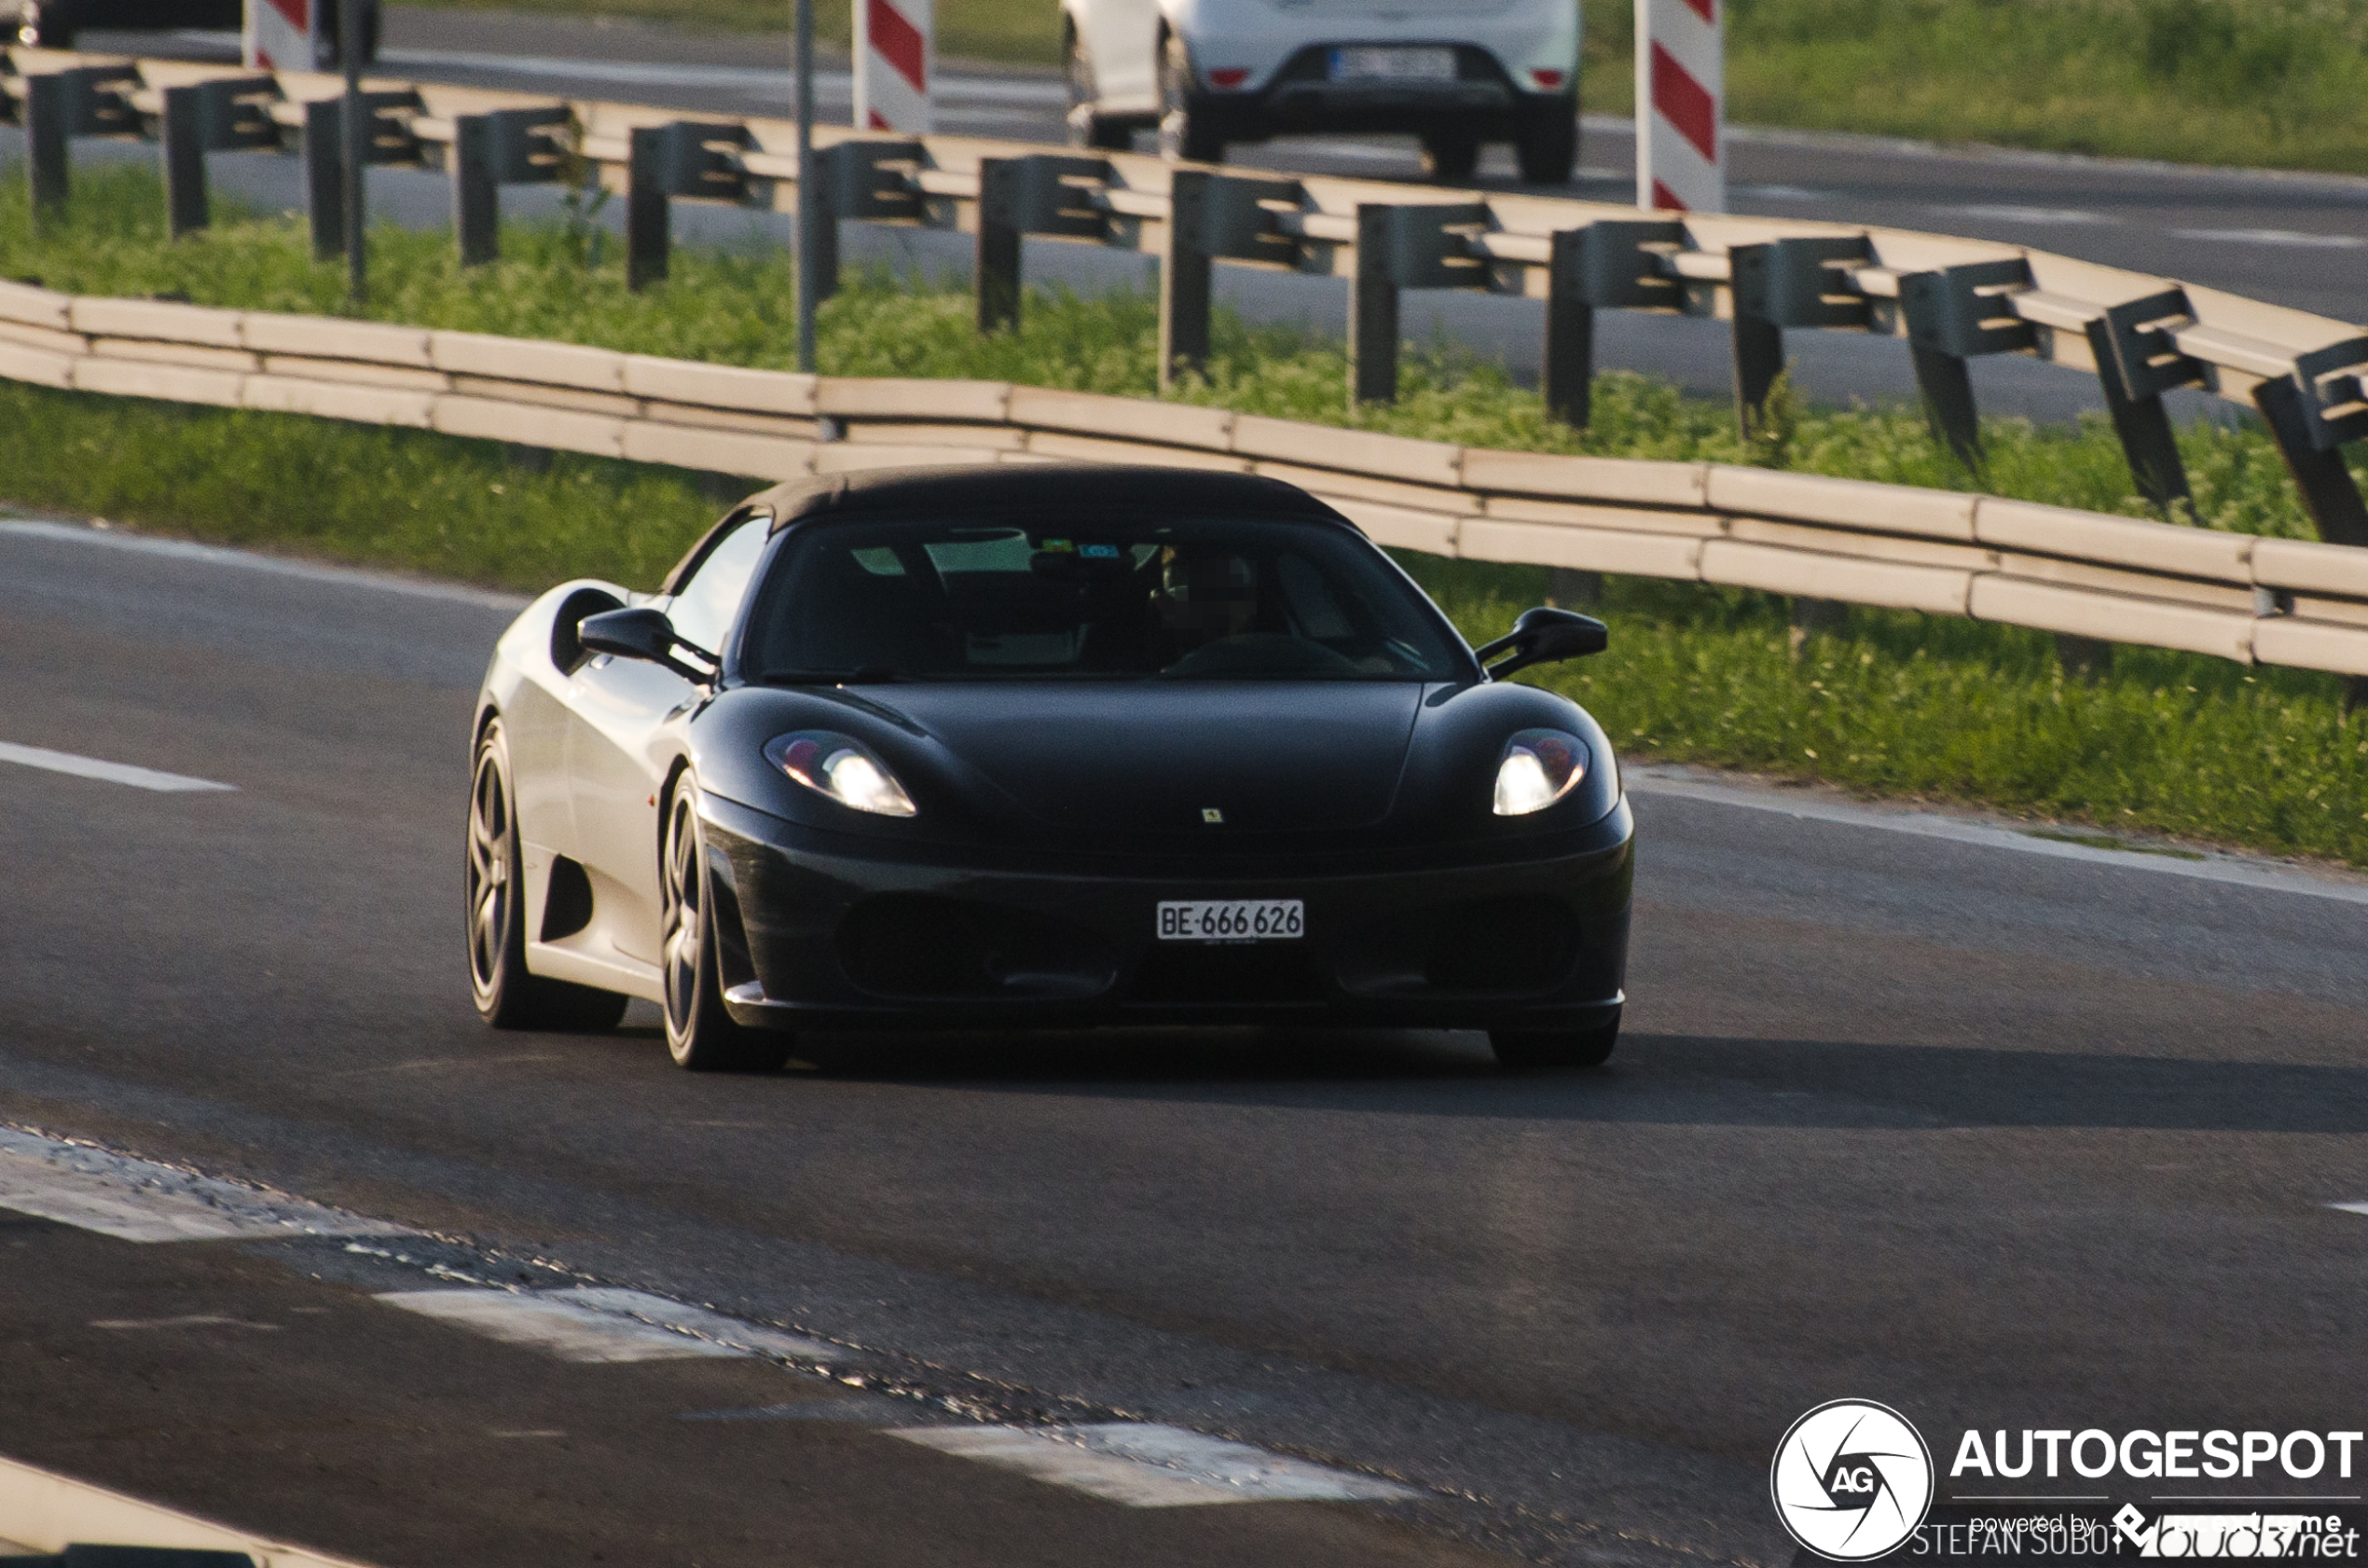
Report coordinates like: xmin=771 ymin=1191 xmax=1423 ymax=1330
xmin=704 ymin=793 xmax=1633 ymax=1034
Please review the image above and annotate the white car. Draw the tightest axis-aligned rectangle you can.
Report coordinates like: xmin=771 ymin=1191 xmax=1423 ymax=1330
xmin=1061 ymin=0 xmax=1581 ymax=184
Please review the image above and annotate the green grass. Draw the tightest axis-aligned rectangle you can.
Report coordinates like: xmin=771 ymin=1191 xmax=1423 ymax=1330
xmin=1582 ymin=0 xmax=2368 ymax=174
xmin=2 ymin=163 xmax=2363 ymax=864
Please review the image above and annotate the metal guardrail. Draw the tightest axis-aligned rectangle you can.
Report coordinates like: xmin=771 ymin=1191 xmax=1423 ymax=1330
xmin=6 ymin=46 xmax=2368 ymax=556
xmin=2 ymin=280 xmax=2365 ymax=686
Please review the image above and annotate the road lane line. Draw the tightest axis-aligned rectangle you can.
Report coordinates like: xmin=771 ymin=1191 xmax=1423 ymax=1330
xmin=0 ymin=740 xmax=234 ymax=793
xmin=1942 ymin=204 xmax=2105 ymax=226
xmin=379 ymin=48 xmax=1067 ymax=105
xmin=889 ymin=1423 xmax=1422 ymax=1506
xmin=374 ymin=1286 xmax=840 ymax=1364
xmin=0 ymin=1127 xmax=407 ymax=1243
xmin=1625 ymin=766 xmax=2368 ymax=905
xmin=376 ymin=1288 xmax=748 ymax=1362
xmin=2331 ymin=1202 xmax=2368 ymax=1217
xmin=2170 ymin=227 xmax=2366 ymax=249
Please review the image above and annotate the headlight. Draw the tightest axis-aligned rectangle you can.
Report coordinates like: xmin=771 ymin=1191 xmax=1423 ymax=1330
xmin=1493 ymin=729 xmax=1589 ymax=817
xmin=764 ymin=732 xmax=917 ymax=818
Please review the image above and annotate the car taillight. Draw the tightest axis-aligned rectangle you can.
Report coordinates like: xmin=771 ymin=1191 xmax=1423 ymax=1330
xmin=1208 ymin=67 xmax=1251 ymax=89
xmin=1531 ymin=68 xmax=1566 ymax=89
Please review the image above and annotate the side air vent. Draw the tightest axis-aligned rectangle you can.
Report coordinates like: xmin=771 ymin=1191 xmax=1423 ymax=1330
xmin=540 ymin=855 xmax=595 ymax=941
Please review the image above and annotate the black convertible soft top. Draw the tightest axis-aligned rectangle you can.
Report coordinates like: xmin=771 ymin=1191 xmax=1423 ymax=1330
xmin=760 ymin=463 xmax=1342 ymax=528
xmin=663 ymin=462 xmax=1349 ymax=594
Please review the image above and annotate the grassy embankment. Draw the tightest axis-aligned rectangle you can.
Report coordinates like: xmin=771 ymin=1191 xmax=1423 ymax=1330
xmin=2 ymin=166 xmax=2362 ymax=864
xmin=382 ymin=0 xmax=2368 ymax=176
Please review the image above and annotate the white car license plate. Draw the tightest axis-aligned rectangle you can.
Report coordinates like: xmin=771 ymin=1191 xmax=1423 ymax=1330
xmin=1329 ymin=47 xmax=1457 ymax=83
xmin=1157 ymin=900 xmax=1305 ymax=942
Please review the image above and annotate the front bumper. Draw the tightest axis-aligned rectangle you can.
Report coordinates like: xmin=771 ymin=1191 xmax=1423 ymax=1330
xmin=702 ymin=793 xmax=1632 ymax=1033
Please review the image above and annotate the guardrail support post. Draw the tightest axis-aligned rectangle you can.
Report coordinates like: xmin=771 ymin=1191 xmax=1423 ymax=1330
xmin=1350 ymin=206 xmax=1400 ymax=406
xmin=627 ymin=126 xmax=670 ymax=290
xmin=306 ymin=100 xmax=346 ymax=259
xmin=2086 ymin=291 xmax=2204 ymax=516
xmin=160 ymin=87 xmax=208 ymax=238
xmin=1729 ymin=237 xmax=1873 ymax=441
xmin=1160 ymin=170 xmax=1296 ymax=392
xmin=1542 ymin=220 xmax=1685 ymax=428
xmin=25 ymin=76 xmax=70 ymax=222
xmin=1899 ymin=260 xmax=2035 ymax=474
xmin=803 ymin=139 xmax=927 ymax=309
xmin=976 ymin=154 xmax=1110 ymax=336
xmin=622 ymin=120 xmax=749 ymax=292
xmin=2250 ymin=341 xmax=2368 ymax=548
xmin=452 ymin=115 xmax=499 ymax=267
xmin=1349 ymin=202 xmax=1489 ymax=408
xmin=1163 ymin=170 xmax=1218 ymax=389
xmin=976 ymin=159 xmax=1025 ymax=333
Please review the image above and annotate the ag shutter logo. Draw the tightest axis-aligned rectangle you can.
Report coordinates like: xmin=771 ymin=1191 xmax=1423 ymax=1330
xmin=1772 ymin=1400 xmax=1937 ymax=1561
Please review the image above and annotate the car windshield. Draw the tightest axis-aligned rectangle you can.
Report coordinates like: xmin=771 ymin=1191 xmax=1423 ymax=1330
xmin=745 ymin=514 xmax=1468 ymax=681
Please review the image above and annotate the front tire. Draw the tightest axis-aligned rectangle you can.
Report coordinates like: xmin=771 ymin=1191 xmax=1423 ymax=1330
xmin=1158 ymin=33 xmax=1226 ymax=164
xmin=660 ymin=782 xmax=792 ymax=1073
xmin=1490 ymin=1016 xmax=1618 ymax=1071
xmin=467 ymin=721 xmax=629 ymax=1032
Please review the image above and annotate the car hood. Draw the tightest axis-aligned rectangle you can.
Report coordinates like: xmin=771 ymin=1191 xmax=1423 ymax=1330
xmin=865 ymin=681 xmax=1425 ymax=836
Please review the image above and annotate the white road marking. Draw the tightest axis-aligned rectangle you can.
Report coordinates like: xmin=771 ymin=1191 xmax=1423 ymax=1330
xmin=890 ymin=1423 xmax=1422 ymax=1507
xmin=1943 ymin=204 xmax=2105 ymax=226
xmin=379 ymin=48 xmax=1067 ymax=106
xmin=1624 ymin=765 xmax=2368 ymax=906
xmin=554 ymin=1286 xmax=841 ymax=1361
xmin=0 ymin=518 xmax=530 ymax=611
xmin=2330 ymin=1202 xmax=2368 ymax=1217
xmin=377 ymin=1288 xmax=746 ymax=1362
xmin=374 ymin=1286 xmax=838 ymax=1364
xmin=0 ymin=1127 xmax=409 ymax=1244
xmin=90 ymin=1314 xmax=282 ymax=1331
xmin=2169 ymin=227 xmax=2366 ymax=249
xmin=0 ymin=740 xmax=234 ymax=794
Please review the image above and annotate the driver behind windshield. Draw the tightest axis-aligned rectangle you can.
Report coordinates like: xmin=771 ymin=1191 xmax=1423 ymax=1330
xmin=749 ymin=515 xmax=1463 ymax=681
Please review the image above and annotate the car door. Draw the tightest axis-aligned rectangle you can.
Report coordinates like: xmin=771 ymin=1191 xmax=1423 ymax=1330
xmin=1077 ymin=0 xmax=1161 ymax=113
xmin=563 ymin=508 xmax=770 ymax=967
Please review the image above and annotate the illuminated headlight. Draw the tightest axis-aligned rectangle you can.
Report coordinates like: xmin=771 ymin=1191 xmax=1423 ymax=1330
xmin=1493 ymin=729 xmax=1589 ymax=817
xmin=764 ymin=732 xmax=917 ymax=818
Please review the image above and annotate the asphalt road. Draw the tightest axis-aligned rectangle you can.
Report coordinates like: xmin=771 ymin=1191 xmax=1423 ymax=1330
xmin=41 ymin=7 xmax=2368 ymax=424
xmin=3 ymin=516 xmax=2365 ymax=1566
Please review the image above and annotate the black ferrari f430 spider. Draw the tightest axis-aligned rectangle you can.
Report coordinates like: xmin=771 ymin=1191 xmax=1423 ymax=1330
xmin=466 ymin=465 xmax=1633 ymax=1071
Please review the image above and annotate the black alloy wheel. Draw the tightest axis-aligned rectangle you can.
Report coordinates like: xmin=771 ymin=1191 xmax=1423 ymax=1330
xmin=1489 ymin=1017 xmax=1619 ymax=1071
xmin=660 ymin=781 xmax=791 ymax=1073
xmin=1158 ymin=33 xmax=1226 ymax=164
xmin=1420 ymin=131 xmax=1482 ymax=184
xmin=1515 ymin=99 xmax=1579 ymax=185
xmin=467 ymin=720 xmax=629 ymax=1032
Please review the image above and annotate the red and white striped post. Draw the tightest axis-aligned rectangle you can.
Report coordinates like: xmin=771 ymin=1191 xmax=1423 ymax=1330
xmin=242 ymin=0 xmax=317 ymax=70
xmin=854 ymin=0 xmax=933 ymax=135
xmin=1634 ymin=0 xmax=1724 ymax=213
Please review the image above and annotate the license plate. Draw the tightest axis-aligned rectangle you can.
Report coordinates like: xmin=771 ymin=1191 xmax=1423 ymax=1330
xmin=1157 ymin=900 xmax=1305 ymax=942
xmin=1329 ymin=47 xmax=1457 ymax=83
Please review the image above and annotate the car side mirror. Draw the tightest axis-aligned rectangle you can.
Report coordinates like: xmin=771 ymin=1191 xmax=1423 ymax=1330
xmin=1474 ymin=606 xmax=1608 ymax=681
xmin=578 ymin=607 xmax=718 ymax=684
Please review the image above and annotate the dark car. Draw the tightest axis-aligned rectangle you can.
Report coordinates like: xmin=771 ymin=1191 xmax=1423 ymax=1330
xmin=12 ymin=0 xmax=377 ymax=65
xmin=466 ymin=465 xmax=1633 ymax=1073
